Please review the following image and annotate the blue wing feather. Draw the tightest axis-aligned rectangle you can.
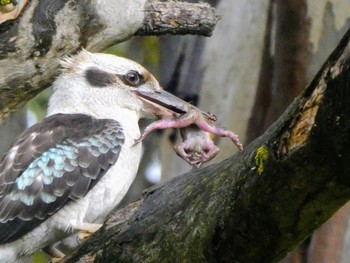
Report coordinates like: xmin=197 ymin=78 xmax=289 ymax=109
xmin=0 ymin=113 xmax=124 ymax=244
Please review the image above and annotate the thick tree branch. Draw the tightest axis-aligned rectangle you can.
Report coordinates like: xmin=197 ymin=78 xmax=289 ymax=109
xmin=0 ymin=0 xmax=218 ymax=122
xmin=61 ymin=27 xmax=350 ymax=262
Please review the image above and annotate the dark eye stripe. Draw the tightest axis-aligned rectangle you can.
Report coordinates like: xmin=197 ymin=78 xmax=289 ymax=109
xmin=85 ymin=67 xmax=116 ymax=87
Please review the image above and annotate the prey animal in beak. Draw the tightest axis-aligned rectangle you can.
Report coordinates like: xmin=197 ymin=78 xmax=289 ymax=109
xmin=132 ymin=88 xmax=243 ymax=166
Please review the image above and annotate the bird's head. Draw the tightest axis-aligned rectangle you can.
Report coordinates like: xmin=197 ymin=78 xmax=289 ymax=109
xmin=48 ymin=50 xmax=191 ymax=121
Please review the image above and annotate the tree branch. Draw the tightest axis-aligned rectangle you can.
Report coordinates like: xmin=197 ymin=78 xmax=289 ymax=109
xmin=0 ymin=0 xmax=218 ymax=122
xmin=136 ymin=1 xmax=219 ymax=37
xmin=61 ymin=26 xmax=350 ymax=262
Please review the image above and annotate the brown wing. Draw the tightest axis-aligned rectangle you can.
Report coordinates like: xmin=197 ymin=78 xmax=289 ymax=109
xmin=0 ymin=113 xmax=124 ymax=244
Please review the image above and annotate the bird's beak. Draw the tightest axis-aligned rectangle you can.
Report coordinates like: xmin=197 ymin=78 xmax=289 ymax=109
xmin=133 ymin=89 xmax=204 ymax=119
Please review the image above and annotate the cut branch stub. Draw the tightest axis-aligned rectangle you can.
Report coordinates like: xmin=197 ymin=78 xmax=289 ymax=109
xmin=136 ymin=1 xmax=220 ymax=37
xmin=0 ymin=0 xmax=28 ymax=24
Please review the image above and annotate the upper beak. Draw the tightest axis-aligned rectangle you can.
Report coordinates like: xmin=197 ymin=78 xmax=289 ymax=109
xmin=133 ymin=89 xmax=202 ymax=119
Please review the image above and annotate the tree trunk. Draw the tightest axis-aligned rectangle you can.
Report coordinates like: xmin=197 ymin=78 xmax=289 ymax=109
xmin=61 ymin=26 xmax=350 ymax=262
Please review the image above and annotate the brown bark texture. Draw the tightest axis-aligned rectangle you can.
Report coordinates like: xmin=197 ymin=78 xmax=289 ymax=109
xmin=60 ymin=26 xmax=350 ymax=262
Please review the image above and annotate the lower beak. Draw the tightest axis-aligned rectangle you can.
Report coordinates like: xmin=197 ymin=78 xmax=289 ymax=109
xmin=133 ymin=89 xmax=197 ymax=118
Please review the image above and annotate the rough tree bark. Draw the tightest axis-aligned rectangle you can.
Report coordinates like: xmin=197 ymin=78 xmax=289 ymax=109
xmin=0 ymin=0 xmax=218 ymax=122
xmin=59 ymin=26 xmax=350 ymax=262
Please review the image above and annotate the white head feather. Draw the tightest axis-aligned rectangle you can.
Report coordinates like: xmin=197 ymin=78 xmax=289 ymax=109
xmin=49 ymin=50 xmax=160 ymax=120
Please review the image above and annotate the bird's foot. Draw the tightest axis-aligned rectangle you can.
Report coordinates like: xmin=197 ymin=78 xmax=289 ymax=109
xmin=50 ymin=257 xmax=64 ymax=263
xmin=78 ymin=232 xmax=92 ymax=241
xmin=74 ymin=223 xmax=102 ymax=242
xmin=43 ymin=246 xmax=65 ymax=263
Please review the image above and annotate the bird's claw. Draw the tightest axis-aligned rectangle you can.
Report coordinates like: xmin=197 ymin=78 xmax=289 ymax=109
xmin=73 ymin=223 xmax=102 ymax=243
xmin=49 ymin=257 xmax=64 ymax=263
xmin=77 ymin=231 xmax=92 ymax=242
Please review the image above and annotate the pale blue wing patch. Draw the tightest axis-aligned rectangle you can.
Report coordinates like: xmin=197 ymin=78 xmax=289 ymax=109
xmin=0 ymin=113 xmax=124 ymax=244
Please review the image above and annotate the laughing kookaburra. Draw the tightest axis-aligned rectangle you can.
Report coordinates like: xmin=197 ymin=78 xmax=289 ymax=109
xmin=0 ymin=50 xmax=242 ymax=262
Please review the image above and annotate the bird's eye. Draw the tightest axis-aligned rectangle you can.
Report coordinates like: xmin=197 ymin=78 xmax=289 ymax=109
xmin=124 ymin=71 xmax=142 ymax=86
